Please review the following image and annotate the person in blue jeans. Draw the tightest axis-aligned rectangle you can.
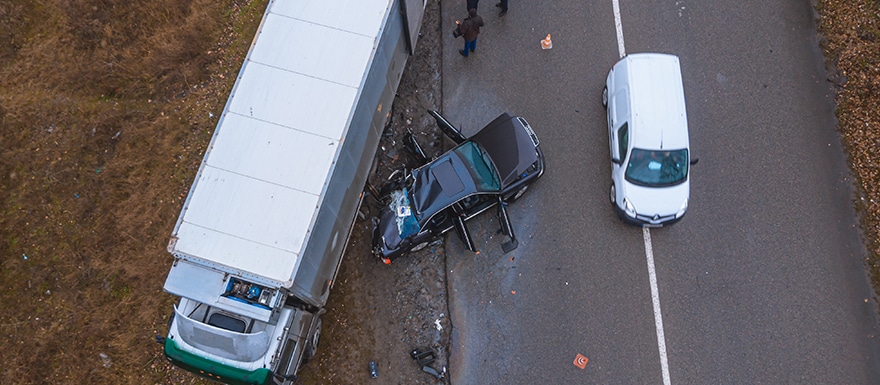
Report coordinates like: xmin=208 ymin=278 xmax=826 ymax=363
xmin=458 ymin=8 xmax=484 ymax=57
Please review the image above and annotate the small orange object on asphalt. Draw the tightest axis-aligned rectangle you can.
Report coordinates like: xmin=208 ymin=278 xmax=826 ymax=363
xmin=541 ymin=34 xmax=553 ymax=49
xmin=573 ymin=353 xmax=588 ymax=369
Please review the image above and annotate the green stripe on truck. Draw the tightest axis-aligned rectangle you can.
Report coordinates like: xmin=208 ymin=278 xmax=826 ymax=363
xmin=163 ymin=338 xmax=272 ymax=385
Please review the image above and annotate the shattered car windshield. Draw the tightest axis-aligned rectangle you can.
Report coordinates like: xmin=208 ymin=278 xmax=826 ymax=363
xmin=389 ymin=188 xmax=420 ymax=239
xmin=453 ymin=141 xmax=500 ymax=192
xmin=625 ymin=148 xmax=688 ymax=187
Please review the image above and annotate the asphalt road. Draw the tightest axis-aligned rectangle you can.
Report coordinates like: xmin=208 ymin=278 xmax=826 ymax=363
xmin=441 ymin=0 xmax=880 ymax=383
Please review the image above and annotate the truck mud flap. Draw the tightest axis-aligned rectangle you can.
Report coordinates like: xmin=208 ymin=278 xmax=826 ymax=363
xmin=429 ymin=110 xmax=467 ymax=145
xmin=497 ymin=196 xmax=518 ymax=253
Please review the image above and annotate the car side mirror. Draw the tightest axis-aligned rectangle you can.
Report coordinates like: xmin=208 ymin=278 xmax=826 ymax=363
xmin=612 ymin=158 xmax=622 ymax=165
xmin=690 ymin=158 xmax=699 ymax=165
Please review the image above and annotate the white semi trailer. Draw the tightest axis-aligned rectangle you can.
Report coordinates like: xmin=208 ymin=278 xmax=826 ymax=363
xmin=159 ymin=1 xmax=424 ymax=383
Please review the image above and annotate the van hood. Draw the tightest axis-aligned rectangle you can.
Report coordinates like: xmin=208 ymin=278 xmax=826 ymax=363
xmin=621 ymin=179 xmax=689 ymax=217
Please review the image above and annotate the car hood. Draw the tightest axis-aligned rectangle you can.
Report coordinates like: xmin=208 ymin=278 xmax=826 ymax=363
xmin=471 ymin=113 xmax=539 ymax=188
xmin=375 ymin=203 xmax=405 ymax=252
xmin=621 ymin=179 xmax=689 ymax=217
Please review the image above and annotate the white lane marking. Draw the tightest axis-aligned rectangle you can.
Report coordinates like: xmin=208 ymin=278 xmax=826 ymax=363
xmin=612 ymin=0 xmax=626 ymax=58
xmin=613 ymin=1 xmax=671 ymax=380
xmin=643 ymin=227 xmax=671 ymax=385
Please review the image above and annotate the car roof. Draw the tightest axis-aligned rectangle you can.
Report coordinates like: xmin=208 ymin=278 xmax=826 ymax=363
xmin=410 ymin=147 xmax=482 ymax=222
xmin=624 ymin=53 xmax=689 ymax=150
xmin=409 ymin=113 xmax=538 ymax=222
xmin=470 ymin=113 xmax=539 ymax=188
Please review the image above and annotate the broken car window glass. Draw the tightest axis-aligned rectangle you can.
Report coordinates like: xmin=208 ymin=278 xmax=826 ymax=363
xmin=390 ymin=188 xmax=420 ymax=238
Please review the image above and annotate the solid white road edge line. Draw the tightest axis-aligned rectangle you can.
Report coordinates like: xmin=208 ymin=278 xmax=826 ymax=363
xmin=612 ymin=0 xmax=626 ymax=58
xmin=643 ymin=227 xmax=672 ymax=385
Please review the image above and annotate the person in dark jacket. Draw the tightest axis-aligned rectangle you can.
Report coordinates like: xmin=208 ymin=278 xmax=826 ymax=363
xmin=458 ymin=8 xmax=484 ymax=57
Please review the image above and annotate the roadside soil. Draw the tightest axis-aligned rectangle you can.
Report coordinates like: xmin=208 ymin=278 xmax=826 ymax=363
xmin=0 ymin=1 xmax=878 ymax=385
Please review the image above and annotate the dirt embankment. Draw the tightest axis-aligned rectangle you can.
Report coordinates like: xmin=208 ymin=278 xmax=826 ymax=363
xmin=0 ymin=1 xmax=269 ymax=383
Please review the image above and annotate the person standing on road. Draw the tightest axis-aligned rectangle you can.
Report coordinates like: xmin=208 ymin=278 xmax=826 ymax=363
xmin=496 ymin=0 xmax=508 ymax=17
xmin=458 ymin=8 xmax=484 ymax=57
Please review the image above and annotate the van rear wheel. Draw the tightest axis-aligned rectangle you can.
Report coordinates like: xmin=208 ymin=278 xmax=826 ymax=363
xmin=602 ymin=86 xmax=608 ymax=108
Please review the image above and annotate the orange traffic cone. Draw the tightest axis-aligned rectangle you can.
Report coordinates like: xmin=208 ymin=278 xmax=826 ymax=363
xmin=541 ymin=34 xmax=553 ymax=50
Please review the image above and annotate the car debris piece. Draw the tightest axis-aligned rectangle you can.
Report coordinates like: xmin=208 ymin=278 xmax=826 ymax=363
xmin=422 ymin=365 xmax=446 ymax=380
xmin=369 ymin=361 xmax=378 ymax=378
xmin=410 ymin=347 xmax=445 ymax=380
xmin=410 ymin=347 xmax=436 ymax=366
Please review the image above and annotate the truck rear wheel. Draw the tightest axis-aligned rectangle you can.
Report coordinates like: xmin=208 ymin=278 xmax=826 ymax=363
xmin=304 ymin=318 xmax=322 ymax=361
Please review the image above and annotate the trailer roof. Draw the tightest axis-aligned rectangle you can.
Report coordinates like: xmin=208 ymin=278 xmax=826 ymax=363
xmin=169 ymin=0 xmax=393 ymax=286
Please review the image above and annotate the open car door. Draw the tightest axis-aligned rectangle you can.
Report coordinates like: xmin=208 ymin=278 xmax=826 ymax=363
xmin=496 ymin=196 xmax=519 ymax=253
xmin=429 ymin=110 xmax=467 ymax=145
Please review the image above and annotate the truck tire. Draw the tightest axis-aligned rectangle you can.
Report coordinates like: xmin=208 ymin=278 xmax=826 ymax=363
xmin=304 ymin=318 xmax=322 ymax=361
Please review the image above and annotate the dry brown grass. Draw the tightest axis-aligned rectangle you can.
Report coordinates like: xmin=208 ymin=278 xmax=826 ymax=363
xmin=817 ymin=0 xmax=880 ymax=292
xmin=0 ymin=0 xmax=267 ymax=383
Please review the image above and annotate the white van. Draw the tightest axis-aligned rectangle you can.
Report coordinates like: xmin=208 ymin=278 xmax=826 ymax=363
xmin=602 ymin=53 xmax=696 ymax=227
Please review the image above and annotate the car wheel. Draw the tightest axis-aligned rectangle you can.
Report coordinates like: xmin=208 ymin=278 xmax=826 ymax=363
xmin=609 ymin=184 xmax=616 ymax=204
xmin=304 ymin=318 xmax=322 ymax=361
xmin=510 ymin=185 xmax=528 ymax=202
xmin=602 ymin=86 xmax=608 ymax=108
xmin=411 ymin=241 xmax=429 ymax=252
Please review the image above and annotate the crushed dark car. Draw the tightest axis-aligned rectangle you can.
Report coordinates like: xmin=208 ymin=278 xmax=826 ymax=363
xmin=372 ymin=110 xmax=545 ymax=264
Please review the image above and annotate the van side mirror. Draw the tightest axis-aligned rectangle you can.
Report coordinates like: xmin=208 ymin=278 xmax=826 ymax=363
xmin=690 ymin=158 xmax=699 ymax=166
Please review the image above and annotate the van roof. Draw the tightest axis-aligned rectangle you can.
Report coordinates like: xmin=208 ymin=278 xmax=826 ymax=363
xmin=625 ymin=53 xmax=689 ymax=150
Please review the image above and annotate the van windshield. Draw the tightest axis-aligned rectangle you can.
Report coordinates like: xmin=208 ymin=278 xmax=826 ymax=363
xmin=625 ymin=148 xmax=688 ymax=187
